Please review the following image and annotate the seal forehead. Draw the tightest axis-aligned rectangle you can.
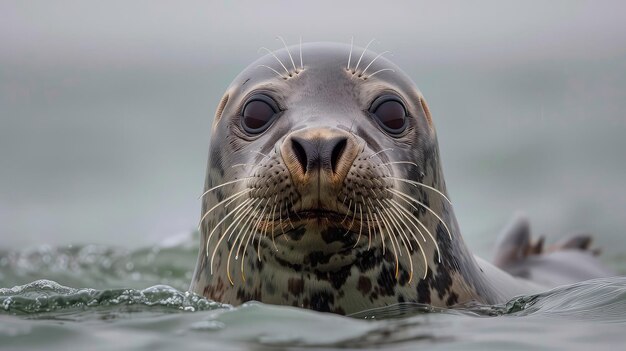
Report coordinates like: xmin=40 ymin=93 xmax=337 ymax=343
xmin=235 ymin=43 xmax=418 ymax=93
xmin=217 ymin=42 xmax=429 ymax=131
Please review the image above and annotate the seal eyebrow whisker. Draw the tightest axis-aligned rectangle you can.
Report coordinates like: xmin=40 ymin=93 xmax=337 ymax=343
xmin=259 ymin=47 xmax=292 ymax=77
xmin=276 ymin=36 xmax=298 ymax=74
xmin=385 ymin=176 xmax=452 ymax=205
xmin=257 ymin=64 xmax=286 ymax=79
xmin=353 ymin=38 xmax=376 ymax=74
xmin=299 ymin=36 xmax=303 ymax=71
xmin=359 ymin=51 xmax=390 ymax=77
xmin=365 ymin=68 xmax=395 ymax=80
xmin=346 ymin=36 xmax=354 ymax=71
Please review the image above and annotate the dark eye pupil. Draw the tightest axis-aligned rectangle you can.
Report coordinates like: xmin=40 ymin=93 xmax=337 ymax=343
xmin=374 ymin=100 xmax=406 ymax=131
xmin=243 ymin=100 xmax=274 ymax=131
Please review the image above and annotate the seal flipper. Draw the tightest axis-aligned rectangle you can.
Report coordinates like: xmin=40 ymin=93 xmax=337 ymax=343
xmin=492 ymin=214 xmax=532 ymax=268
xmin=492 ymin=214 xmax=614 ymax=287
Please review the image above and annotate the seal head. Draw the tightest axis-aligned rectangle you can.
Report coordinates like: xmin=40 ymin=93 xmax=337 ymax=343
xmin=190 ymin=42 xmax=541 ymax=314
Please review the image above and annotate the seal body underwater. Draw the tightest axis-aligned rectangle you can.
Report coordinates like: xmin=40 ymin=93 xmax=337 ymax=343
xmin=189 ymin=42 xmax=615 ymax=315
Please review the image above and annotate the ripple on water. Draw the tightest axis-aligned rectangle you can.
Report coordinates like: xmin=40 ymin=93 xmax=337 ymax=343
xmin=0 ymin=242 xmax=625 ymax=350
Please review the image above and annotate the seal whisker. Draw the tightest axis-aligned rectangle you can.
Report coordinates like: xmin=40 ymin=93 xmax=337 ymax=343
xmin=365 ymin=68 xmax=395 ymax=80
xmin=383 ymin=199 xmax=425 ymax=282
xmin=256 ymin=199 xmax=272 ymax=261
xmin=377 ymin=210 xmax=401 ymax=278
xmin=385 ymin=198 xmax=426 ymax=242
xmin=345 ymin=191 xmax=359 ymax=235
xmin=257 ymin=64 xmax=286 ymax=79
xmin=240 ymin=199 xmax=271 ymax=281
xmin=289 ymin=193 xmax=301 ymax=220
xmin=276 ymin=36 xmax=298 ymax=73
xmin=368 ymin=148 xmax=394 ymax=159
xmin=269 ymin=195 xmax=279 ymax=251
xmin=386 ymin=200 xmax=428 ymax=281
xmin=198 ymin=177 xmax=253 ymax=200
xmin=388 ymin=196 xmax=442 ymax=263
xmin=207 ymin=197 xmax=255 ymax=272
xmin=353 ymin=203 xmax=364 ymax=248
xmin=388 ymin=188 xmax=453 ymax=240
xmin=362 ymin=195 xmax=375 ymax=251
xmin=341 ymin=198 xmax=353 ymax=223
xmin=259 ymin=47 xmax=291 ymax=76
xmin=224 ymin=198 xmax=258 ymax=285
xmin=250 ymin=150 xmax=271 ymax=160
xmin=365 ymin=212 xmax=373 ymax=250
xmin=379 ymin=161 xmax=419 ymax=168
xmin=198 ymin=188 xmax=252 ymax=230
xmin=353 ymin=38 xmax=376 ymax=74
xmin=386 ymin=176 xmax=452 ymax=205
xmin=234 ymin=199 xmax=265 ymax=261
xmin=225 ymin=199 xmax=264 ymax=284
xmin=359 ymin=51 xmax=390 ymax=77
xmin=379 ymin=200 xmax=413 ymax=251
xmin=369 ymin=199 xmax=386 ymax=254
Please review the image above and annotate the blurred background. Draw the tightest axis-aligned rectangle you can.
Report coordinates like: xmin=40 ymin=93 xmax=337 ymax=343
xmin=1 ymin=0 xmax=625 ymax=262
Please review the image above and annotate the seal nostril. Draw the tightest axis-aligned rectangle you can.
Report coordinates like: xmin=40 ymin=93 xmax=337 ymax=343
xmin=330 ymin=138 xmax=347 ymax=174
xmin=291 ymin=138 xmax=308 ymax=173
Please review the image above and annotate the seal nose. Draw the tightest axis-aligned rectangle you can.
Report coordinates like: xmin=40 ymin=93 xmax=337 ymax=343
xmin=290 ymin=135 xmax=348 ymax=174
xmin=281 ymin=128 xmax=359 ymax=193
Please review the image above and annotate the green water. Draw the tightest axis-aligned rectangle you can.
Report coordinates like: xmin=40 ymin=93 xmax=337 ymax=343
xmin=1 ymin=236 xmax=625 ymax=350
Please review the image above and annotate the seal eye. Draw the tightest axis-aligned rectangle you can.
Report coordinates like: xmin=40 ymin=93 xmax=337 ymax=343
xmin=371 ymin=96 xmax=407 ymax=134
xmin=242 ymin=95 xmax=278 ymax=134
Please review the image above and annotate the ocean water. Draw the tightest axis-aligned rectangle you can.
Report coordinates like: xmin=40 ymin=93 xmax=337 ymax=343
xmin=1 ymin=235 xmax=625 ymax=351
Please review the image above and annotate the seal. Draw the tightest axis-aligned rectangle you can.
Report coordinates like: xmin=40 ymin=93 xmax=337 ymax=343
xmin=189 ymin=41 xmax=614 ymax=315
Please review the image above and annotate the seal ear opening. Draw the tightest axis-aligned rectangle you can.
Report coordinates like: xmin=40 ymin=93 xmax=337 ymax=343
xmin=212 ymin=94 xmax=230 ymax=128
xmin=419 ymin=96 xmax=433 ymax=127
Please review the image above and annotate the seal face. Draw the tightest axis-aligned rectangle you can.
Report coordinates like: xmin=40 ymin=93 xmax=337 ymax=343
xmin=190 ymin=42 xmax=608 ymax=315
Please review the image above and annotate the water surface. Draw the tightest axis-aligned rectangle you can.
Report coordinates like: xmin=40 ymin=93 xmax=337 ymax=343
xmin=1 ymin=236 xmax=624 ymax=350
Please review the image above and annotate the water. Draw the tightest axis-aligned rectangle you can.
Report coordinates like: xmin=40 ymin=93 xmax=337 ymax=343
xmin=1 ymin=235 xmax=625 ymax=350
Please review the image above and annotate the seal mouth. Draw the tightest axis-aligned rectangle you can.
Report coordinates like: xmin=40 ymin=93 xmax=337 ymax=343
xmin=291 ymin=209 xmax=347 ymax=221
